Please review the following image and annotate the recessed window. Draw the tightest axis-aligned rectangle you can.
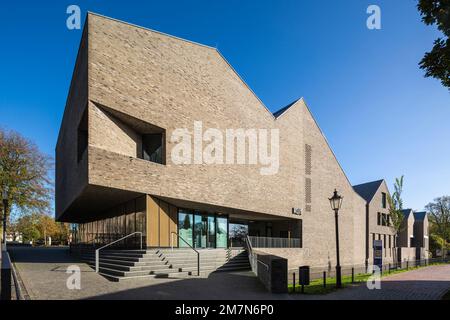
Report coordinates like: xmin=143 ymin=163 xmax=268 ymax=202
xmin=381 ymin=213 xmax=387 ymax=226
xmin=141 ymin=133 xmax=164 ymax=164
xmin=77 ymin=109 xmax=88 ymax=162
xmin=377 ymin=212 xmax=381 ymax=225
xmin=382 ymin=192 xmax=387 ymax=209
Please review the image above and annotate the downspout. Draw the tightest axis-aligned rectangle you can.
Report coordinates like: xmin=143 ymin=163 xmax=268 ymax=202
xmin=365 ymin=202 xmax=369 ymax=269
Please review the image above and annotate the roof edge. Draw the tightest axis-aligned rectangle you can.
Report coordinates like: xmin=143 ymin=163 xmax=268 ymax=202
xmin=87 ymin=11 xmax=217 ymax=51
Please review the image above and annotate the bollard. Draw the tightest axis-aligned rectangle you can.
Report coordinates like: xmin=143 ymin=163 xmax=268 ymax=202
xmin=323 ymin=271 xmax=326 ymax=288
xmin=293 ymin=272 xmax=296 ymax=293
xmin=299 ymin=266 xmax=310 ymax=294
xmin=351 ymin=267 xmax=354 ymax=283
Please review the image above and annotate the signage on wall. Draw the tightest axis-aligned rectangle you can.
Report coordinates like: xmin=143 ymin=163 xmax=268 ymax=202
xmin=373 ymin=239 xmax=383 ymax=268
xmin=292 ymin=208 xmax=302 ymax=216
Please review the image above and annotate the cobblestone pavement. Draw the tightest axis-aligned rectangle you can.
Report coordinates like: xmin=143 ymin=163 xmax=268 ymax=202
xmin=302 ymin=264 xmax=450 ymax=300
xmin=8 ymin=246 xmax=277 ymax=300
xmin=8 ymin=247 xmax=450 ymax=300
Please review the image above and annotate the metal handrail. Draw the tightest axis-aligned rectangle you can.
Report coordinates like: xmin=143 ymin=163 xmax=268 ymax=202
xmin=248 ymin=235 xmax=301 ymax=248
xmin=245 ymin=235 xmax=257 ymax=274
xmin=10 ymin=260 xmax=23 ymax=300
xmin=95 ymin=232 xmax=143 ymax=273
xmin=257 ymin=260 xmax=269 ymax=271
xmin=245 ymin=235 xmax=269 ymax=273
xmin=171 ymin=232 xmax=200 ymax=276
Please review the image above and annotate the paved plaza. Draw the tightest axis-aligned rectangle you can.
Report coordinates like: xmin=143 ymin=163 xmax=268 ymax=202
xmin=7 ymin=247 xmax=450 ymax=300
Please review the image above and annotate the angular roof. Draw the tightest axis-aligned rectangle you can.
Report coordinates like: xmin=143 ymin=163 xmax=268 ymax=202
xmin=401 ymin=209 xmax=414 ymax=218
xmin=352 ymin=179 xmax=384 ymax=203
xmin=272 ymin=99 xmax=300 ymax=118
xmin=414 ymin=211 xmax=427 ymax=221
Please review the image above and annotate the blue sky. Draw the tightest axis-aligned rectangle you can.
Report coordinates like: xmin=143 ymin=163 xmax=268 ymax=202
xmin=0 ymin=0 xmax=448 ymax=211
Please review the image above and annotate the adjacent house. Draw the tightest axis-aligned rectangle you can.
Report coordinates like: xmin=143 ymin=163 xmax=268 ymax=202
xmin=55 ymin=13 xmax=367 ymax=269
xmin=413 ymin=211 xmax=429 ymax=260
xmin=397 ymin=209 xmax=417 ymax=261
xmin=353 ymin=179 xmax=397 ymax=267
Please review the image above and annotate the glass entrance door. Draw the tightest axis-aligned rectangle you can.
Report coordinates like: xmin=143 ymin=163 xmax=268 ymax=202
xmin=193 ymin=214 xmax=217 ymax=248
xmin=179 ymin=209 xmax=229 ymax=249
xmin=207 ymin=216 xmax=216 ymax=248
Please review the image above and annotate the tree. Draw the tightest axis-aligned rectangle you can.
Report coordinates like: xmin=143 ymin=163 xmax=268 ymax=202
xmin=37 ymin=214 xmax=59 ymax=246
xmin=0 ymin=128 xmax=52 ymax=241
xmin=388 ymin=175 xmax=405 ymax=240
xmin=425 ymin=196 xmax=450 ymax=257
xmin=417 ymin=0 xmax=450 ymax=89
xmin=15 ymin=213 xmax=41 ymax=243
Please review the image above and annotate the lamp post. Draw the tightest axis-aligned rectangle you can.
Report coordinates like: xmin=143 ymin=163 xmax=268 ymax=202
xmin=329 ymin=189 xmax=343 ymax=288
xmin=2 ymin=187 xmax=9 ymax=247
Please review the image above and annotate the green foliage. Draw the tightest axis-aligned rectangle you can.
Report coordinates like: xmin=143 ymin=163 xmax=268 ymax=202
xmin=388 ymin=175 xmax=405 ymax=233
xmin=13 ymin=213 xmax=70 ymax=244
xmin=426 ymin=196 xmax=450 ymax=256
xmin=0 ymin=128 xmax=53 ymax=221
xmin=15 ymin=213 xmax=41 ymax=243
xmin=417 ymin=0 xmax=450 ymax=89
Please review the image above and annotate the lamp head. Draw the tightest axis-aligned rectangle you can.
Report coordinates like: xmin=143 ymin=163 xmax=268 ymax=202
xmin=329 ymin=189 xmax=343 ymax=211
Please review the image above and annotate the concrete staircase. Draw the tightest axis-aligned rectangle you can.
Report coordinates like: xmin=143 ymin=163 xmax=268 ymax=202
xmin=73 ymin=247 xmax=250 ymax=282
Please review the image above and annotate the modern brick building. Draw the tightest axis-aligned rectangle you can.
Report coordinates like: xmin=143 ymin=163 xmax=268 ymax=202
xmin=353 ymin=179 xmax=397 ymax=266
xmin=56 ymin=13 xmax=371 ymax=269
xmin=413 ymin=211 xmax=429 ymax=260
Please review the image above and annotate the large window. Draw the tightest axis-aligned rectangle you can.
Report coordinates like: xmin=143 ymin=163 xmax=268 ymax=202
xmin=229 ymin=223 xmax=248 ymax=247
xmin=216 ymin=217 xmax=228 ymax=248
xmin=381 ymin=213 xmax=387 ymax=226
xmin=141 ymin=133 xmax=164 ymax=164
xmin=74 ymin=197 xmax=146 ymax=248
xmin=77 ymin=109 xmax=88 ymax=162
xmin=382 ymin=192 xmax=387 ymax=209
xmin=178 ymin=210 xmax=193 ymax=247
xmin=178 ymin=210 xmax=229 ymax=248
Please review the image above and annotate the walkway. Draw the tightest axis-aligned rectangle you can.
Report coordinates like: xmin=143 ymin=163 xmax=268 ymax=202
xmin=8 ymin=247 xmax=450 ymax=300
xmin=8 ymin=246 xmax=274 ymax=300
xmin=306 ymin=264 xmax=450 ymax=300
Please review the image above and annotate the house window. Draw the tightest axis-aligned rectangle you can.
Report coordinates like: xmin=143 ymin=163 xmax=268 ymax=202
xmin=382 ymin=213 xmax=387 ymax=226
xmin=141 ymin=133 xmax=164 ymax=164
xmin=389 ymin=235 xmax=391 ymax=248
xmin=377 ymin=212 xmax=381 ymax=226
xmin=382 ymin=192 xmax=387 ymax=209
xmin=383 ymin=234 xmax=386 ymax=248
xmin=77 ymin=109 xmax=88 ymax=162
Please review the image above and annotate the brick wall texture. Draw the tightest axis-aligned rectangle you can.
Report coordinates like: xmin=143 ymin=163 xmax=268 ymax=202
xmin=56 ymin=13 xmax=368 ymax=267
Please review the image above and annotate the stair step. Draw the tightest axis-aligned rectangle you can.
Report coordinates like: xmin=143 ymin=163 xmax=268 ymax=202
xmin=74 ymin=247 xmax=250 ymax=281
xmin=81 ymin=257 xmax=170 ymax=267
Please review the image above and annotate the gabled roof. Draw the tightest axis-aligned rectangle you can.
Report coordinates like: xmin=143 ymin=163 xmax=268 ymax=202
xmin=272 ymin=99 xmax=300 ymax=118
xmin=401 ymin=209 xmax=414 ymax=218
xmin=352 ymin=179 xmax=384 ymax=203
xmin=414 ymin=211 xmax=427 ymax=221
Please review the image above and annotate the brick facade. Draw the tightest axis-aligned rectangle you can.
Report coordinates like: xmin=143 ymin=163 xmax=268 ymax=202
xmin=56 ymin=13 xmax=367 ymax=267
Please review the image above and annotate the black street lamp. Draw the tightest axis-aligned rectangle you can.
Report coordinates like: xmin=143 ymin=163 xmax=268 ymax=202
xmin=329 ymin=189 xmax=343 ymax=288
xmin=2 ymin=187 xmax=9 ymax=247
